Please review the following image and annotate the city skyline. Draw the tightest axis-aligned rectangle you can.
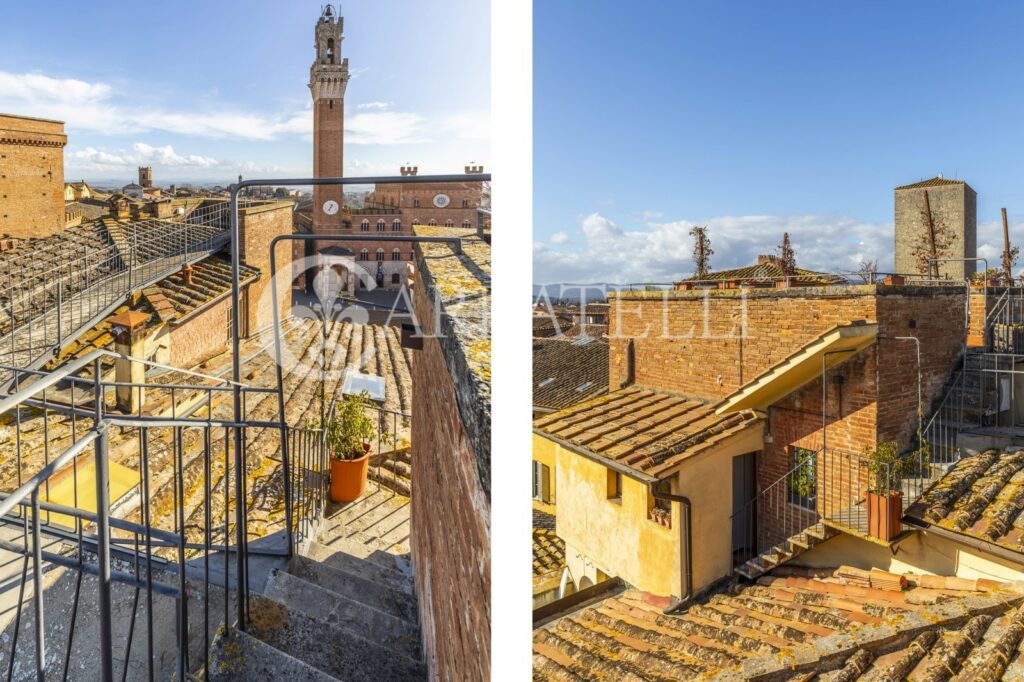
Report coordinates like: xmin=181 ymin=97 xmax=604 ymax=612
xmin=534 ymin=0 xmax=1024 ymax=283
xmin=0 ymin=0 xmax=490 ymax=185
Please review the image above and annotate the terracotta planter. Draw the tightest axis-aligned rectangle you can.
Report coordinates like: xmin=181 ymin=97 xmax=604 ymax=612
xmin=867 ymin=490 xmax=903 ymax=541
xmin=329 ymin=444 xmax=371 ymax=503
xmin=882 ymin=275 xmax=905 ymax=286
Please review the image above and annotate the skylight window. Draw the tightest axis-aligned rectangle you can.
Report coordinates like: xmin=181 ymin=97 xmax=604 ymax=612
xmin=575 ymin=382 xmax=593 ymax=392
xmin=539 ymin=378 xmax=555 ymax=387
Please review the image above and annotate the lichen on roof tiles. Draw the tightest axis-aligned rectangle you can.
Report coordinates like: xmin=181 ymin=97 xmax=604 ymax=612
xmin=533 ymin=566 xmax=1024 ymax=681
xmin=906 ymin=449 xmax=1024 ymax=552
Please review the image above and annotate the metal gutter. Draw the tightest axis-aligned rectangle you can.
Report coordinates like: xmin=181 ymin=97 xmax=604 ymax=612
xmin=651 ymin=487 xmax=693 ymax=614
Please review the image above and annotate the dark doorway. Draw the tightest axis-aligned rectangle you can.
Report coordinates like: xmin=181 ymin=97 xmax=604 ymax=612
xmin=731 ymin=451 xmax=757 ymax=565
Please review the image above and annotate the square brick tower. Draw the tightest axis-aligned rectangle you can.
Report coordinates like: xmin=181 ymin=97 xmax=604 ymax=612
xmin=894 ymin=177 xmax=977 ymax=281
xmin=309 ymin=4 xmax=348 ymax=236
xmin=0 ymin=113 xmax=67 ymax=239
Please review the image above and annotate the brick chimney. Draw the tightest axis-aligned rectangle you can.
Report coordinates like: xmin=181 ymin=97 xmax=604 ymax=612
xmin=464 ymin=165 xmax=484 ymax=174
xmin=181 ymin=262 xmax=194 ymax=284
xmin=757 ymin=254 xmax=781 ymax=266
xmin=400 ymin=166 xmax=418 ymax=176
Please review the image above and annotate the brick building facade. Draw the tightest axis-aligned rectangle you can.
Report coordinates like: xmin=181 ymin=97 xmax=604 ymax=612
xmin=894 ymin=177 xmax=977 ymax=281
xmin=608 ymin=285 xmax=967 ymax=533
xmin=0 ymin=113 xmax=67 ymax=239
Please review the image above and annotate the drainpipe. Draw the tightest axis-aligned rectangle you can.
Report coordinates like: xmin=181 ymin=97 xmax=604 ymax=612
xmin=651 ymin=486 xmax=692 ymax=614
xmin=619 ymin=339 xmax=635 ymax=389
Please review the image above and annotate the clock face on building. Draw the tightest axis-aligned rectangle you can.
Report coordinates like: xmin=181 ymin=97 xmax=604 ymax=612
xmin=432 ymin=193 xmax=451 ymax=208
xmin=322 ymin=200 xmax=339 ymax=215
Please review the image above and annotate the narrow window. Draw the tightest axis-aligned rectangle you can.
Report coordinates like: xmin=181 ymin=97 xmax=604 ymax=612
xmin=392 ymin=219 xmax=402 ymax=232
xmin=376 ymin=248 xmax=385 ymax=262
xmin=377 ymin=220 xmax=385 ymax=232
xmin=445 ymin=219 xmax=454 ymax=228
xmin=359 ymin=249 xmax=368 ymax=261
xmin=391 ymin=273 xmax=400 ymax=285
xmin=360 ymin=220 xmax=369 ymax=232
xmin=392 ymin=248 xmax=401 ymax=261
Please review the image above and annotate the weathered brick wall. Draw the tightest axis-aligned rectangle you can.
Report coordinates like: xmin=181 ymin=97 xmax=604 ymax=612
xmin=608 ymin=287 xmax=878 ymax=401
xmin=169 ymin=294 xmax=232 ymax=369
xmin=0 ymin=114 xmax=66 ymax=239
xmin=611 ymin=286 xmax=968 ymax=543
xmin=894 ymin=183 xmax=977 ymax=280
xmin=874 ymin=290 xmax=966 ymax=446
xmin=238 ymin=202 xmax=293 ymax=335
xmin=409 ymin=244 xmax=490 ymax=681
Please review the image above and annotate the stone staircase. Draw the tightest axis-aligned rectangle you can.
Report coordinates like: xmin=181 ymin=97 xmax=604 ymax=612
xmin=208 ymin=503 xmax=424 ymax=680
xmin=734 ymin=522 xmax=838 ymax=580
xmin=368 ymin=446 xmax=413 ymax=498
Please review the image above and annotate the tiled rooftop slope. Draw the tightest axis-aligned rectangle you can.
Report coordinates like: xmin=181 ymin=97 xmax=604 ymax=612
xmin=533 ymin=386 xmax=762 ymax=480
xmin=0 ymin=318 xmax=414 ymax=550
xmin=532 ymin=337 xmax=608 ymax=411
xmin=534 ymin=566 xmax=1024 ymax=681
xmin=906 ymin=448 xmax=1024 ymax=555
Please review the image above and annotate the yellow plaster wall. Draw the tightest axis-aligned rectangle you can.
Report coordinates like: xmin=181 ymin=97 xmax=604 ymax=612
xmin=799 ymin=530 xmax=1024 ymax=582
xmin=533 ymin=432 xmax=558 ymax=504
xmin=554 ymin=444 xmax=680 ymax=597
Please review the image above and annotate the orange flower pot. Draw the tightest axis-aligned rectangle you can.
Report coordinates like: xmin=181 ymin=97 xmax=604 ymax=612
xmin=330 ymin=446 xmax=371 ymax=503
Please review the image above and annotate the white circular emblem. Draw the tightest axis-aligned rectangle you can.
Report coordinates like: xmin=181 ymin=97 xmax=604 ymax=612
xmin=322 ymin=200 xmax=339 ymax=215
xmin=432 ymin=193 xmax=450 ymax=208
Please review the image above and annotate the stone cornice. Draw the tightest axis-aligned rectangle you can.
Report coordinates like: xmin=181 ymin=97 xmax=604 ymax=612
xmin=0 ymin=134 xmax=67 ymax=148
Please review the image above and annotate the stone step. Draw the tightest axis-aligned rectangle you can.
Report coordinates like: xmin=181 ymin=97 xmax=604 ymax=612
xmin=245 ymin=593 xmax=426 ymax=681
xmin=265 ymin=568 xmax=421 ymax=660
xmin=303 ymin=540 xmax=411 ymax=596
xmin=367 ymin=467 xmax=412 ymax=497
xmin=207 ymin=627 xmax=337 ymax=682
xmin=288 ymin=554 xmax=417 ymax=623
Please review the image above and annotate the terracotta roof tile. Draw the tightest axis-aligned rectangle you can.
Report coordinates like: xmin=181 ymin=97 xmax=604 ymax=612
xmin=533 ymin=337 xmax=608 ymax=411
xmin=533 ymin=386 xmax=762 ymax=480
xmin=905 ymin=449 xmax=1024 ymax=554
xmin=534 ymin=567 xmax=1024 ymax=680
xmin=895 ymin=176 xmax=968 ymax=190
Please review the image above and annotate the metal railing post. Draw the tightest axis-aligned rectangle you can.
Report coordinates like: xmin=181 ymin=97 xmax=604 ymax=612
xmin=93 ymin=358 xmax=114 ymax=682
xmin=31 ymin=489 xmax=44 ymax=682
xmin=56 ymin=281 xmax=63 ymax=350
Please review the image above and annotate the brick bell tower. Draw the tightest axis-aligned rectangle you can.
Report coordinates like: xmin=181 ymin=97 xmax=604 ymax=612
xmin=309 ymin=4 xmax=349 ymax=235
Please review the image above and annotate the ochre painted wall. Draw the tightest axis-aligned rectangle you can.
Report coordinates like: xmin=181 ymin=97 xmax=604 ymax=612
xmin=532 ymin=433 xmax=557 ymax=505
xmin=554 ymin=447 xmax=680 ymax=597
xmin=799 ymin=530 xmax=1024 ymax=583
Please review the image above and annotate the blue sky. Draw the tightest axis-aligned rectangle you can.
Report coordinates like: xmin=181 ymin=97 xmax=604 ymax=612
xmin=534 ymin=0 xmax=1024 ymax=283
xmin=0 ymin=0 xmax=489 ymax=185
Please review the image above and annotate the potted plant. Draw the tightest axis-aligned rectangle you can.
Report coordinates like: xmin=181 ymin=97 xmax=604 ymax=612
xmin=863 ymin=441 xmax=920 ymax=541
xmin=322 ymin=391 xmax=390 ymax=503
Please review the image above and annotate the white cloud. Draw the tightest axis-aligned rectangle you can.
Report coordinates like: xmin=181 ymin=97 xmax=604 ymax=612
xmin=534 ymin=211 xmax=894 ymax=284
xmin=346 ymin=111 xmax=427 ymax=145
xmin=0 ymin=71 xmax=468 ymax=146
xmin=68 ymin=142 xmax=220 ymax=171
xmin=550 ymin=231 xmax=569 ymax=245
xmin=535 ymin=211 xmax=1024 ymax=284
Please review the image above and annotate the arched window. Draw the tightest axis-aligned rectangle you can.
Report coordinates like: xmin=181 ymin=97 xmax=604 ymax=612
xmin=376 ymin=248 xmax=385 ymax=262
xmin=376 ymin=219 xmax=385 ymax=232
xmin=359 ymin=249 xmax=369 ymax=261
xmin=462 ymin=220 xmax=471 ymax=228
xmin=326 ymin=38 xmax=335 ymax=64
xmin=445 ymin=219 xmax=454 ymax=228
xmin=392 ymin=219 xmax=402 ymax=232
xmin=391 ymin=248 xmax=401 ymax=261
xmin=429 ymin=219 xmax=437 ymax=226
xmin=391 ymin=273 xmax=400 ymax=285
xmin=360 ymin=220 xmax=369 ymax=232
